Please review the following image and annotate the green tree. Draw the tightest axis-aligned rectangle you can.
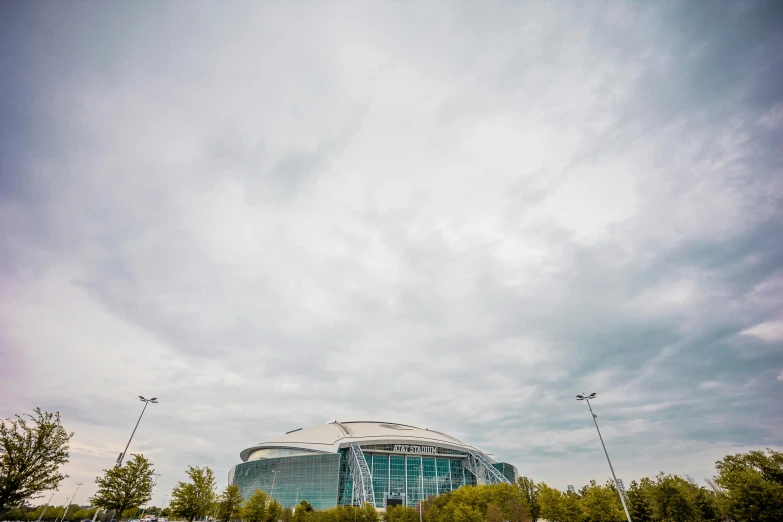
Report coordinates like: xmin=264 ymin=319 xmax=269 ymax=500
xmin=292 ymin=500 xmax=315 ymax=522
xmin=714 ymin=448 xmax=783 ymax=522
xmin=692 ymin=486 xmax=720 ymax=522
xmin=265 ymin=499 xmax=283 ymax=522
xmin=169 ymin=466 xmax=216 ymax=522
xmin=485 ymin=503 xmax=503 ymax=522
xmin=122 ymin=506 xmax=140 ymax=519
xmin=360 ymin=503 xmax=380 ymax=522
xmin=240 ymin=489 xmax=267 ymax=522
xmin=625 ymin=480 xmax=653 ymax=522
xmin=383 ymin=505 xmax=418 ymax=522
xmin=580 ymin=480 xmax=624 ymax=522
xmin=0 ymin=408 xmax=73 ymax=509
xmin=451 ymin=504 xmax=483 ymax=522
xmin=90 ymin=454 xmax=154 ymax=519
xmin=216 ymin=485 xmax=244 ymax=522
xmin=648 ymin=473 xmax=695 ymax=522
xmin=537 ymin=484 xmax=565 ymax=522
xmin=516 ymin=477 xmax=539 ymax=521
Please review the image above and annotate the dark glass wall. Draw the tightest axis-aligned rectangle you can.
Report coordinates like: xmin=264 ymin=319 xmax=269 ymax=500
xmin=232 ymin=454 xmax=340 ymax=510
xmin=492 ymin=462 xmax=518 ymax=483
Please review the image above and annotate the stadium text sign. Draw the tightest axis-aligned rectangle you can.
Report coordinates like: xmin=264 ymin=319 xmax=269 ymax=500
xmin=392 ymin=445 xmax=437 ymax=454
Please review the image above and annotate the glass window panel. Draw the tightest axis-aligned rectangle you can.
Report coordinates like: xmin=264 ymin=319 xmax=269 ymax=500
xmin=371 ymin=454 xmax=389 ymax=508
xmin=422 ymin=458 xmax=437 ymax=500
xmin=389 ymin=455 xmax=406 ymax=503
xmin=450 ymin=459 xmax=465 ymax=490
xmin=436 ymin=459 xmax=451 ymax=494
xmin=405 ymin=456 xmax=423 ymax=506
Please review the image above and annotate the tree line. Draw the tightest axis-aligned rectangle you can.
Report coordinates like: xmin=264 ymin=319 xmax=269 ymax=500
xmin=3 ymin=408 xmax=782 ymax=522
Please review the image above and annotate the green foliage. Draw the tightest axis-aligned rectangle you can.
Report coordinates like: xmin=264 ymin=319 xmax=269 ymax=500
xmin=516 ymin=477 xmax=539 ymax=521
xmin=240 ymin=489 xmax=267 ymax=522
xmin=580 ymin=480 xmax=624 ymax=522
xmin=0 ymin=408 xmax=73 ymax=509
xmin=265 ymin=499 xmax=283 ymax=522
xmin=626 ymin=479 xmax=654 ymax=522
xmin=485 ymin=503 xmax=503 ymax=522
xmin=90 ymin=454 xmax=154 ymax=517
xmin=382 ymin=505 xmax=419 ymax=522
xmin=419 ymin=483 xmax=528 ymax=522
xmin=537 ymin=483 xmax=580 ymax=522
xmin=292 ymin=500 xmax=316 ymax=522
xmin=714 ymin=448 xmax=783 ymax=522
xmin=169 ymin=466 xmax=216 ymax=522
xmin=122 ymin=506 xmax=140 ymax=519
xmin=652 ymin=473 xmax=697 ymax=522
xmin=216 ymin=485 xmax=244 ymax=522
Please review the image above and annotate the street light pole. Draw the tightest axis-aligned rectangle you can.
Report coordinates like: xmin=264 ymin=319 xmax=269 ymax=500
xmin=269 ymin=470 xmax=278 ymax=500
xmin=36 ymin=490 xmax=58 ymax=522
xmin=419 ymin=464 xmax=423 ymax=522
xmin=576 ymin=393 xmax=632 ymax=522
xmin=118 ymin=397 xmax=158 ymax=467
xmin=58 ymin=483 xmax=83 ymax=522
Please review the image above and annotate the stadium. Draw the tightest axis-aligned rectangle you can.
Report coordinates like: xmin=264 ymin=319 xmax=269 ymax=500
xmin=228 ymin=420 xmax=518 ymax=510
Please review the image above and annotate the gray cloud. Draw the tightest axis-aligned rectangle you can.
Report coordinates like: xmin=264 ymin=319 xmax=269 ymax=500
xmin=1 ymin=0 xmax=782 ymax=505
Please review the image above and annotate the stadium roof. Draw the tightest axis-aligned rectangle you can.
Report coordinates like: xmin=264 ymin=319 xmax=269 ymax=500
xmin=239 ymin=420 xmax=493 ymax=462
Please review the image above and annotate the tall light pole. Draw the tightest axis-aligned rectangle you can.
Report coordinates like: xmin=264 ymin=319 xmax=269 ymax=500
xmin=117 ymin=396 xmax=158 ymax=467
xmin=58 ymin=483 xmax=83 ymax=522
xmin=269 ymin=470 xmax=278 ymax=500
xmin=159 ymin=495 xmax=168 ymax=519
xmin=36 ymin=490 xmax=58 ymax=522
xmin=410 ymin=463 xmax=423 ymax=522
xmin=140 ymin=474 xmax=161 ymax=518
xmin=576 ymin=393 xmax=632 ymax=522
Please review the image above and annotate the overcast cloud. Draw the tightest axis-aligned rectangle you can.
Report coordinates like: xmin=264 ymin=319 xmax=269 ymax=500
xmin=1 ymin=0 xmax=783 ymax=507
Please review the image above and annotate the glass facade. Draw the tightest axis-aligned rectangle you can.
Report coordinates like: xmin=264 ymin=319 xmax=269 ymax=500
xmin=493 ymin=462 xmax=518 ymax=483
xmin=342 ymin=452 xmax=476 ymax=508
xmin=232 ymin=445 xmax=515 ymax=510
xmin=232 ymin=453 xmax=341 ymax=510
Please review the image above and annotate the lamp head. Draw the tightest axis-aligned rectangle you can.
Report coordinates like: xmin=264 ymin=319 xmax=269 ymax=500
xmin=576 ymin=394 xmax=584 ymax=400
xmin=589 ymin=392 xmax=597 ymax=399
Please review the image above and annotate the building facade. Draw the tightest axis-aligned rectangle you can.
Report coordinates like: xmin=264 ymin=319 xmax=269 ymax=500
xmin=229 ymin=421 xmax=517 ymax=510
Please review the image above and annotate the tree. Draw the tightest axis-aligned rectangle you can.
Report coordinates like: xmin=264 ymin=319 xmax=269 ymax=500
xmin=383 ymin=505 xmax=418 ymax=522
xmin=240 ymin=489 xmax=267 ymax=522
xmin=265 ymin=499 xmax=283 ymax=522
xmin=216 ymin=485 xmax=244 ymax=522
xmin=90 ymin=454 xmax=154 ymax=519
xmin=625 ymin=480 xmax=653 ymax=522
xmin=580 ymin=480 xmax=624 ymax=522
xmin=516 ymin=477 xmax=539 ymax=521
xmin=0 ymin=408 xmax=73 ymax=509
xmin=485 ymin=503 xmax=503 ymax=522
xmin=452 ymin=505 xmax=483 ymax=522
xmin=714 ymin=449 xmax=783 ymax=522
xmin=169 ymin=466 xmax=216 ymax=522
xmin=293 ymin=500 xmax=315 ymax=522
xmin=648 ymin=473 xmax=695 ymax=522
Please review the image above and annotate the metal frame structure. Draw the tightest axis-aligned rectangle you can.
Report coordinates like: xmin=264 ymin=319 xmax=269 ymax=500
xmin=347 ymin=443 xmax=376 ymax=506
xmin=463 ymin=450 xmax=510 ymax=485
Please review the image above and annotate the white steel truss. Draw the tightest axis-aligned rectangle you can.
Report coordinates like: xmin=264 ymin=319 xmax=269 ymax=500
xmin=464 ymin=450 xmax=510 ymax=485
xmin=347 ymin=444 xmax=376 ymax=506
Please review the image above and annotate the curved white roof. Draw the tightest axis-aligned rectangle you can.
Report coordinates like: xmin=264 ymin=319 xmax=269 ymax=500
xmin=240 ymin=421 xmax=489 ymax=462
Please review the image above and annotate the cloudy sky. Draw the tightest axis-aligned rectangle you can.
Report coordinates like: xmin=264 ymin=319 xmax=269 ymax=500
xmin=2 ymin=0 xmax=783 ymax=507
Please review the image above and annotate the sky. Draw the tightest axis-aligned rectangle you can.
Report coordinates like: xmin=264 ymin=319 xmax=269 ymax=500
xmin=1 ymin=0 xmax=782 ymax=508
